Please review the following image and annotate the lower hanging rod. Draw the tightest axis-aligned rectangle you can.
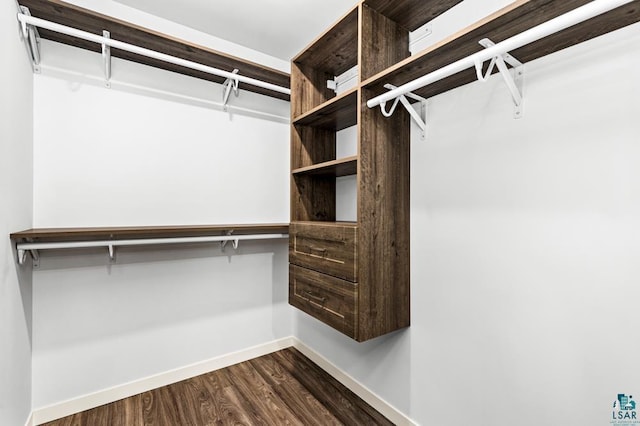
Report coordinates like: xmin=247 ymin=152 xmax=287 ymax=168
xmin=367 ymin=0 xmax=633 ymax=109
xmin=16 ymin=233 xmax=288 ymax=264
xmin=16 ymin=13 xmax=291 ymax=96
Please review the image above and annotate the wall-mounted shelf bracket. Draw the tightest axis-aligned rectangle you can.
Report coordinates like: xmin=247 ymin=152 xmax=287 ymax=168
xmin=381 ymin=84 xmax=428 ymax=139
xmin=108 ymin=244 xmax=115 ymax=262
xmin=222 ymin=69 xmax=239 ymax=111
xmin=475 ymin=38 xmax=525 ymax=119
xmin=18 ymin=6 xmax=41 ymax=73
xmin=102 ymin=30 xmax=112 ymax=88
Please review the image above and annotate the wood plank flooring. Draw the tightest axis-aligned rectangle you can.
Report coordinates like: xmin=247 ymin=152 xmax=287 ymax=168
xmin=41 ymin=348 xmax=394 ymax=426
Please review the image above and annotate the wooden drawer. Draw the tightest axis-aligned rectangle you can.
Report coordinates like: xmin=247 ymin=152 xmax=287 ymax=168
xmin=289 ymin=222 xmax=357 ymax=282
xmin=289 ymin=264 xmax=357 ymax=338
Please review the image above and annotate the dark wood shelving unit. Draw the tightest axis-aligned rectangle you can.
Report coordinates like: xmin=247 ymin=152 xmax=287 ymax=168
xmin=10 ymin=224 xmax=290 ymax=243
xmin=289 ymin=0 xmax=640 ymax=342
xmin=289 ymin=2 xmax=410 ymax=342
xmin=18 ymin=0 xmax=290 ymax=100
xmin=362 ymin=0 xmax=640 ymax=100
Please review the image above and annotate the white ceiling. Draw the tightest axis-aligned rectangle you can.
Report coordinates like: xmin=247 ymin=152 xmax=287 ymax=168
xmin=114 ymin=0 xmax=360 ymax=61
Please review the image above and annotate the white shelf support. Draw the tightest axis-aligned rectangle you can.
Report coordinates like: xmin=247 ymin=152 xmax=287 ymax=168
xmin=367 ymin=0 xmax=633 ymax=112
xmin=476 ymin=38 xmax=525 ymax=119
xmin=382 ymin=84 xmax=428 ymax=139
xmin=18 ymin=6 xmax=41 ymax=73
xmin=15 ymin=233 xmax=288 ymax=265
xmin=222 ymin=69 xmax=239 ymax=111
xmin=102 ymin=30 xmax=112 ymax=88
xmin=15 ymin=11 xmax=291 ymax=96
xmin=327 ymin=66 xmax=358 ymax=94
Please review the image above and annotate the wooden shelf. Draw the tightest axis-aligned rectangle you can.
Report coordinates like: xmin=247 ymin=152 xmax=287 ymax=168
xmin=18 ymin=0 xmax=290 ymax=101
xmin=362 ymin=0 xmax=640 ymax=100
xmin=10 ymin=224 xmax=290 ymax=243
xmin=292 ymin=156 xmax=357 ymax=177
xmin=292 ymin=88 xmax=358 ymax=130
xmin=364 ymin=0 xmax=463 ymax=31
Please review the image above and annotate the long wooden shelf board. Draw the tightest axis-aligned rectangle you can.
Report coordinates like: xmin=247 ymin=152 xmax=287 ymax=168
xmin=364 ymin=0 xmax=464 ymax=32
xmin=292 ymin=5 xmax=359 ymax=75
xmin=292 ymin=156 xmax=358 ymax=177
xmin=19 ymin=0 xmax=290 ymax=101
xmin=292 ymin=221 xmax=358 ymax=228
xmin=362 ymin=0 xmax=640 ymax=101
xmin=10 ymin=224 xmax=290 ymax=243
xmin=293 ymin=88 xmax=358 ymax=130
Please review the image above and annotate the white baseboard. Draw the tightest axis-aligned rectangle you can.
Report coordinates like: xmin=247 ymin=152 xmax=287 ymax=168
xmin=291 ymin=339 xmax=417 ymax=426
xmin=24 ymin=412 xmax=33 ymax=426
xmin=31 ymin=336 xmax=415 ymax=426
xmin=32 ymin=337 xmax=295 ymax=425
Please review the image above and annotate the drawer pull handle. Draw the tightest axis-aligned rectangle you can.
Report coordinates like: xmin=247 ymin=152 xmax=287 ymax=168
xmin=304 ymin=291 xmax=326 ymax=303
xmin=309 ymin=246 xmax=328 ymax=256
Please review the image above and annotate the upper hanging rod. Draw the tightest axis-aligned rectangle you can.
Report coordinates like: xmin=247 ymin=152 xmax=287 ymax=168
xmin=367 ymin=0 xmax=633 ymax=110
xmin=16 ymin=12 xmax=291 ymax=96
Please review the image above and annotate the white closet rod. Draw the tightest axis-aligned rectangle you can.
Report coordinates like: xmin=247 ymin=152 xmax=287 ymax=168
xmin=17 ymin=13 xmax=291 ymax=96
xmin=16 ymin=233 xmax=289 ymax=264
xmin=17 ymin=234 xmax=289 ymax=251
xmin=366 ymin=0 xmax=633 ymax=109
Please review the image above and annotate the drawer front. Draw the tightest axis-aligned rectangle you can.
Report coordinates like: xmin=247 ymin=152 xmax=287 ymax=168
xmin=289 ymin=264 xmax=357 ymax=338
xmin=289 ymin=222 xmax=357 ymax=282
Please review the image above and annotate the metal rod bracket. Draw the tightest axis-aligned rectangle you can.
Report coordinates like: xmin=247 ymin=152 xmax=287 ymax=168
xmin=221 ymin=230 xmax=233 ymax=250
xmin=382 ymin=84 xmax=428 ymax=139
xmin=18 ymin=7 xmax=41 ymax=73
xmin=102 ymin=30 xmax=111 ymax=88
xmin=108 ymin=244 xmax=115 ymax=262
xmin=477 ymin=38 xmax=525 ymax=119
xmin=222 ymin=69 xmax=239 ymax=111
xmin=17 ymin=248 xmax=39 ymax=267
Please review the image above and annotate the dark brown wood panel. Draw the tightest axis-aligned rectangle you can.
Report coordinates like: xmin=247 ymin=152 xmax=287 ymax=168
xmin=291 ymin=175 xmax=337 ymax=222
xmin=291 ymin=62 xmax=337 ymax=118
xmin=363 ymin=0 xmax=640 ymax=101
xmin=289 ymin=264 xmax=358 ymax=338
xmin=10 ymin=224 xmax=289 ymax=243
xmin=40 ymin=348 xmax=393 ymax=426
xmin=289 ymin=222 xmax=358 ymax=282
xmin=364 ymin=0 xmax=464 ymax=31
xmin=357 ymin=87 xmax=410 ymax=342
xmin=293 ymin=88 xmax=358 ymax=130
xmin=292 ymin=156 xmax=358 ymax=178
xmin=293 ymin=6 xmax=359 ymax=74
xmin=360 ymin=4 xmax=411 ymax=80
xmin=18 ymin=0 xmax=290 ymax=100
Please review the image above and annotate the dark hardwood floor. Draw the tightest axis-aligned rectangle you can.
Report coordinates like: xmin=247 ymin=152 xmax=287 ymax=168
xmin=41 ymin=348 xmax=394 ymax=426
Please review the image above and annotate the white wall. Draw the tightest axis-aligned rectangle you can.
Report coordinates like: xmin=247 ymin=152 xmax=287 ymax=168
xmin=63 ymin=0 xmax=289 ymax=72
xmin=295 ymin=22 xmax=640 ymax=426
xmin=31 ymin=42 xmax=292 ymax=409
xmin=0 ymin=1 xmax=34 ymax=425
